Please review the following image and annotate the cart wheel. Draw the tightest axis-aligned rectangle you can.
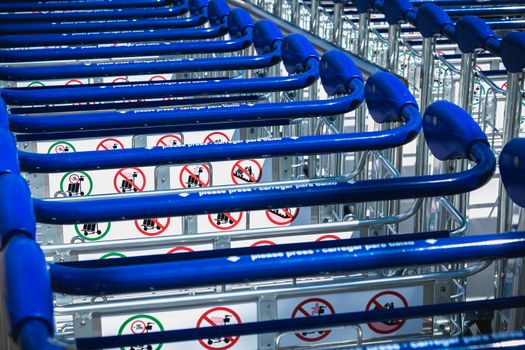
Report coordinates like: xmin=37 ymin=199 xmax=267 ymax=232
xmin=96 ymin=230 xmax=101 ymax=235
xmin=156 ymin=226 xmax=161 ymax=230
xmin=208 ymin=339 xmax=213 ymax=345
xmin=68 ymin=193 xmax=72 ymax=197
xmin=224 ymin=337 xmax=230 ymax=344
xmin=142 ymin=225 xmax=148 ymax=231
xmin=133 ymin=188 xmax=138 ymax=192
xmin=80 ymin=192 xmax=84 ymax=196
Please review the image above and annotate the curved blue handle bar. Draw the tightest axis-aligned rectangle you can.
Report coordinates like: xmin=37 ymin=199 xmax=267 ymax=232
xmin=0 ymin=28 xmax=252 ymax=63
xmin=0 ymin=0 xmax=168 ymax=12
xmin=0 ymin=11 xmax=208 ymax=35
xmin=500 ymin=138 xmax=525 ymax=209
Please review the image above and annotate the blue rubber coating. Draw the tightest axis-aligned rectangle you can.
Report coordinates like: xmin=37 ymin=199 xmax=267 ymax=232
xmin=500 ymin=32 xmax=525 ymax=73
xmin=416 ymin=3 xmax=453 ymax=38
xmin=282 ymin=33 xmax=319 ymax=74
xmin=208 ymin=0 xmax=230 ymax=26
xmin=499 ymin=138 xmax=525 ymax=208
xmin=0 ymin=129 xmax=20 ymax=174
xmin=227 ymin=8 xmax=254 ymax=38
xmin=383 ymin=0 xmax=413 ymax=25
xmin=19 ymin=320 xmax=61 ymax=350
xmin=189 ymin=0 xmax=209 ymax=15
xmin=320 ymin=50 xmax=363 ymax=96
xmin=365 ymin=72 xmax=418 ymax=123
xmin=253 ymin=20 xmax=283 ymax=55
xmin=455 ymin=16 xmax=496 ymax=53
xmin=353 ymin=0 xmax=376 ymax=13
xmin=423 ymin=101 xmax=488 ymax=161
xmin=3 ymin=235 xmax=54 ymax=339
xmin=0 ymin=174 xmax=36 ymax=246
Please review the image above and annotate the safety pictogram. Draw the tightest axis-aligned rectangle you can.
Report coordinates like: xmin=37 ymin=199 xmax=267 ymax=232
xmin=134 ymin=217 xmax=171 ymax=236
xmin=315 ymin=235 xmax=341 ymax=242
xmin=47 ymin=141 xmax=76 ymax=154
xmin=65 ymin=79 xmax=83 ymax=86
xmin=265 ymin=208 xmax=299 ymax=225
xmin=203 ymin=131 xmax=231 ymax=144
xmin=60 ymin=171 xmax=93 ymax=197
xmin=365 ymin=290 xmax=409 ymax=334
xmin=167 ymin=246 xmax=194 ymax=254
xmin=208 ymin=212 xmax=243 ymax=231
xmin=231 ymin=159 xmax=262 ymax=184
xmin=291 ymin=298 xmax=335 ymax=342
xmin=251 ymin=240 xmax=276 ymax=247
xmin=96 ymin=138 xmax=124 ymax=151
xmin=74 ymin=222 xmax=111 ymax=241
xmin=113 ymin=167 xmax=146 ymax=193
xmin=118 ymin=314 xmax=165 ymax=350
xmin=156 ymin=134 xmax=183 ymax=148
xmin=179 ymin=164 xmax=211 ymax=188
xmin=27 ymin=81 xmax=45 ymax=88
xmin=99 ymin=252 xmax=126 ymax=259
xmin=196 ymin=306 xmax=242 ymax=350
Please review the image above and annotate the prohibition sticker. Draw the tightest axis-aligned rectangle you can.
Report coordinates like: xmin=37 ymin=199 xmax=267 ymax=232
xmin=231 ymin=159 xmax=262 ymax=184
xmin=65 ymin=79 xmax=83 ymax=86
xmin=208 ymin=212 xmax=243 ymax=231
xmin=96 ymin=138 xmax=124 ymax=151
xmin=27 ymin=81 xmax=45 ymax=87
xmin=291 ymin=298 xmax=335 ymax=342
xmin=113 ymin=167 xmax=146 ymax=193
xmin=47 ymin=141 xmax=76 ymax=154
xmin=74 ymin=222 xmax=111 ymax=241
xmin=251 ymin=240 xmax=276 ymax=246
xmin=365 ymin=290 xmax=409 ymax=334
xmin=179 ymin=164 xmax=211 ymax=188
xmin=167 ymin=246 xmax=194 ymax=254
xmin=156 ymin=134 xmax=183 ymax=148
xmin=118 ymin=314 xmax=165 ymax=350
xmin=100 ymin=252 xmax=126 ymax=259
xmin=196 ymin=306 xmax=242 ymax=350
xmin=134 ymin=217 xmax=171 ymax=236
xmin=315 ymin=235 xmax=341 ymax=242
xmin=149 ymin=75 xmax=167 ymax=81
xmin=265 ymin=208 xmax=299 ymax=225
xmin=203 ymin=131 xmax=231 ymax=144
xmin=59 ymin=171 xmax=93 ymax=197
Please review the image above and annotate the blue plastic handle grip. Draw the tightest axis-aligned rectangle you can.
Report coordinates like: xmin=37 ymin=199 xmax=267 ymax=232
xmin=416 ymin=3 xmax=453 ymax=38
xmin=0 ymin=0 xmax=168 ymax=12
xmin=382 ymin=0 xmax=413 ymax=25
xmin=455 ymin=16 xmax=496 ymax=53
xmin=499 ymin=138 xmax=525 ymax=208
xmin=500 ymin=32 xmax=525 ymax=73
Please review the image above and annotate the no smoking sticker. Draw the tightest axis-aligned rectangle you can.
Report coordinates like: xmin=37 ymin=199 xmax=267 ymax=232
xmin=179 ymin=164 xmax=211 ymax=188
xmin=208 ymin=212 xmax=243 ymax=231
xmin=365 ymin=290 xmax=409 ymax=334
xmin=134 ymin=217 xmax=171 ymax=236
xmin=265 ymin=208 xmax=299 ymax=225
xmin=113 ymin=167 xmax=146 ymax=193
xmin=97 ymin=138 xmax=124 ymax=151
xmin=231 ymin=160 xmax=262 ymax=184
xmin=196 ymin=306 xmax=242 ymax=350
xmin=291 ymin=298 xmax=335 ymax=342
xmin=156 ymin=134 xmax=183 ymax=148
xmin=74 ymin=222 xmax=111 ymax=241
xmin=203 ymin=131 xmax=231 ymax=144
xmin=59 ymin=171 xmax=93 ymax=197
xmin=118 ymin=314 xmax=164 ymax=350
xmin=47 ymin=141 xmax=76 ymax=154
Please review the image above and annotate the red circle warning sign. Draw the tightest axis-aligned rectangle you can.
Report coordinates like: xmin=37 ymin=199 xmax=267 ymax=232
xmin=149 ymin=75 xmax=167 ymax=82
xmin=113 ymin=167 xmax=146 ymax=193
xmin=134 ymin=217 xmax=171 ymax=236
xmin=112 ymin=77 xmax=129 ymax=84
xmin=208 ymin=212 xmax=243 ymax=231
xmin=156 ymin=134 xmax=183 ymax=148
xmin=65 ymin=79 xmax=83 ymax=86
xmin=196 ymin=306 xmax=242 ymax=350
xmin=265 ymin=208 xmax=299 ymax=225
xmin=69 ymin=173 xmax=81 ymax=184
xmin=365 ymin=290 xmax=409 ymax=334
xmin=231 ymin=159 xmax=262 ymax=184
xmin=96 ymin=138 xmax=124 ymax=151
xmin=179 ymin=164 xmax=210 ymax=189
xmin=203 ymin=131 xmax=231 ymax=144
xmin=315 ymin=235 xmax=341 ymax=242
xmin=251 ymin=240 xmax=276 ymax=247
xmin=167 ymin=246 xmax=194 ymax=254
xmin=291 ymin=298 xmax=335 ymax=342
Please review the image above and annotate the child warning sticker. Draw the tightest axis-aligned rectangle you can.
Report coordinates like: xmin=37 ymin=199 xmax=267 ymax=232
xmin=179 ymin=164 xmax=211 ymax=189
xmin=208 ymin=212 xmax=243 ymax=231
xmin=203 ymin=131 xmax=231 ymax=144
xmin=230 ymin=160 xmax=262 ymax=184
xmin=113 ymin=167 xmax=146 ymax=193
xmin=196 ymin=307 xmax=242 ymax=350
xmin=59 ymin=171 xmax=93 ymax=197
xmin=74 ymin=222 xmax=111 ymax=241
xmin=134 ymin=217 xmax=171 ymax=236
xmin=265 ymin=208 xmax=299 ymax=225
xmin=365 ymin=290 xmax=409 ymax=334
xmin=118 ymin=314 xmax=164 ymax=350
xmin=96 ymin=138 xmax=124 ymax=151
xmin=291 ymin=298 xmax=335 ymax=342
xmin=156 ymin=134 xmax=183 ymax=148
xmin=47 ymin=141 xmax=76 ymax=154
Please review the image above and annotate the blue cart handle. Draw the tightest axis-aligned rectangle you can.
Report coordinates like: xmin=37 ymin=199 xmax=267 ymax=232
xmin=0 ymin=20 xmax=283 ymax=81
xmin=32 ymin=100 xmax=495 ymax=225
xmin=0 ymin=0 xmax=170 ymax=12
xmin=0 ymin=0 xmax=230 ymax=47
xmin=1 ymin=33 xmax=314 ymax=105
xmin=500 ymin=138 xmax=525 ymax=208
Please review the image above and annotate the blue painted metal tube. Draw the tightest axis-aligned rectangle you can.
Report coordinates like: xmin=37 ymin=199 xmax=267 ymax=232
xmin=0 ymin=12 xmax=208 ymax=35
xmin=485 ymin=19 xmax=525 ymax=30
xmin=75 ymin=297 xmax=525 ymax=349
xmin=410 ymin=0 xmax=521 ymax=6
xmin=0 ymin=28 xmax=251 ymax=62
xmin=50 ymin=228 xmax=516 ymax=295
xmin=445 ymin=6 xmax=525 ymax=17
xmin=19 ymin=320 xmax=61 ymax=350
xmin=33 ymin=141 xmax=494 ymax=224
xmin=0 ymin=0 xmax=168 ymax=12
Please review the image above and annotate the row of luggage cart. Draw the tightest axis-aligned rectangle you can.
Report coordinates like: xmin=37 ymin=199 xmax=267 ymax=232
xmin=0 ymin=0 xmax=523 ymax=349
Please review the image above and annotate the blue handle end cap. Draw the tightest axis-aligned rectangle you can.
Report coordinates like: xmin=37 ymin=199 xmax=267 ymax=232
xmin=188 ymin=0 xmax=209 ymax=15
xmin=353 ymin=0 xmax=376 ymax=13
xmin=227 ymin=8 xmax=254 ymax=38
xmin=423 ymin=101 xmax=488 ymax=161
xmin=416 ymin=3 xmax=452 ymax=38
xmin=500 ymin=32 xmax=525 ymax=73
xmin=455 ymin=16 xmax=496 ymax=53
xmin=383 ymin=0 xmax=412 ymax=25
xmin=320 ymin=50 xmax=363 ymax=96
xmin=500 ymin=138 xmax=525 ymax=208
xmin=207 ymin=0 xmax=230 ymax=25
xmin=253 ymin=20 xmax=283 ymax=55
xmin=282 ymin=34 xmax=319 ymax=75
xmin=365 ymin=72 xmax=417 ymax=123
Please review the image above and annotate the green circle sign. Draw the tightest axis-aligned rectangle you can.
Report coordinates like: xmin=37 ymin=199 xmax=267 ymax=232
xmin=27 ymin=81 xmax=45 ymax=87
xmin=74 ymin=222 xmax=111 ymax=241
xmin=47 ymin=141 xmax=76 ymax=154
xmin=59 ymin=171 xmax=93 ymax=197
xmin=118 ymin=314 xmax=164 ymax=350
xmin=99 ymin=252 xmax=126 ymax=259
